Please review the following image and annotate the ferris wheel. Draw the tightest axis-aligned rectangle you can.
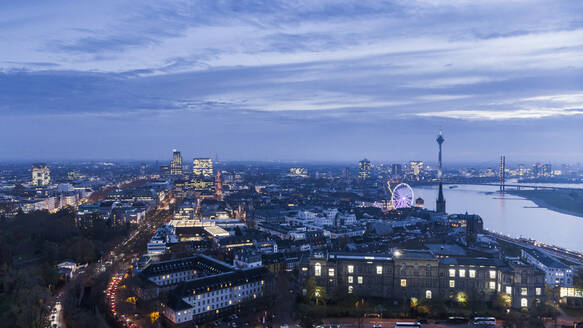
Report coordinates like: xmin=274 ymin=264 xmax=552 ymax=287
xmin=391 ymin=183 xmax=414 ymax=209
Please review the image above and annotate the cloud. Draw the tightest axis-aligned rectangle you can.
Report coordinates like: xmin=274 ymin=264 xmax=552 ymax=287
xmin=415 ymin=108 xmax=583 ymax=120
xmin=1 ymin=0 xmax=583 ymax=160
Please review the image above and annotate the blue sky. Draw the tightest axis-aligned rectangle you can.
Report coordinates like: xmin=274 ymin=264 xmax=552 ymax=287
xmin=1 ymin=0 xmax=583 ymax=163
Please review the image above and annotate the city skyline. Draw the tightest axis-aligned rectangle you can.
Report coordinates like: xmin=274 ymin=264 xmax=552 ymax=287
xmin=2 ymin=1 xmax=583 ymax=161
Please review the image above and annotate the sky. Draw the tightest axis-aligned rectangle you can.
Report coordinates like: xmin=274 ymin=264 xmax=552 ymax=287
xmin=1 ymin=0 xmax=583 ymax=163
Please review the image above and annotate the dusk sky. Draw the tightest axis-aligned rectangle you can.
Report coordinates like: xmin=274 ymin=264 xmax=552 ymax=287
xmin=1 ymin=0 xmax=583 ymax=163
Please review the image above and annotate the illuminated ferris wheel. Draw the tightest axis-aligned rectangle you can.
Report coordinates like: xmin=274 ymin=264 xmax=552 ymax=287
xmin=391 ymin=183 xmax=414 ymax=209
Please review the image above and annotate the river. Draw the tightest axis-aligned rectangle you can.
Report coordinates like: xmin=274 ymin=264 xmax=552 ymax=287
xmin=414 ymin=184 xmax=583 ymax=253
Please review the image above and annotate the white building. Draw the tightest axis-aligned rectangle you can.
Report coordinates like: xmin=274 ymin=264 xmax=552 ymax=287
xmin=32 ymin=163 xmax=50 ymax=186
xmin=147 ymin=223 xmax=179 ymax=255
xmin=163 ymin=266 xmax=267 ymax=325
xmin=233 ymin=252 xmax=262 ymax=269
xmin=192 ymin=158 xmax=213 ymax=177
xmin=522 ymin=248 xmax=573 ymax=287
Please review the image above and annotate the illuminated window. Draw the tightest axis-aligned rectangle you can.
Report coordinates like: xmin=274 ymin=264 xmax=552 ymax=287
xmin=400 ymin=279 xmax=407 ymax=287
xmin=469 ymin=270 xmax=476 ymax=278
xmin=347 ymin=265 xmax=354 ymax=274
xmin=348 ymin=276 xmax=353 ymax=283
xmin=536 ymin=288 xmax=541 ymax=296
xmin=449 ymin=269 xmax=456 ymax=277
xmin=506 ymin=286 xmax=512 ymax=294
xmin=489 ymin=270 xmax=496 ymax=279
xmin=348 ymin=286 xmax=353 ymax=294
xmin=315 ymin=263 xmax=321 ymax=277
xmin=459 ymin=269 xmax=466 ymax=278
xmin=449 ymin=280 xmax=455 ymax=288
xmin=521 ymin=298 xmax=527 ymax=307
xmin=425 ymin=290 xmax=432 ymax=299
xmin=328 ymin=268 xmax=335 ymax=277
xmin=376 ymin=266 xmax=383 ymax=275
xmin=489 ymin=281 xmax=496 ymax=290
xmin=358 ymin=276 xmax=363 ymax=284
xmin=521 ymin=288 xmax=528 ymax=296
xmin=302 ymin=267 xmax=308 ymax=271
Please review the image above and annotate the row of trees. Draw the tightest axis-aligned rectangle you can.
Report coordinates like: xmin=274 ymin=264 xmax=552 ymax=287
xmin=0 ymin=208 xmax=130 ymax=327
xmin=301 ymin=277 xmax=561 ymax=328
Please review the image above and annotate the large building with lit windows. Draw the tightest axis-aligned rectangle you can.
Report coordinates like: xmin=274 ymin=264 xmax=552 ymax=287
xmin=358 ymin=159 xmax=371 ymax=180
xmin=192 ymin=158 xmax=213 ymax=177
xmin=408 ymin=161 xmax=424 ymax=178
xmin=32 ymin=163 xmax=50 ymax=186
xmin=170 ymin=149 xmax=183 ymax=175
xmin=521 ymin=248 xmax=573 ymax=287
xmin=152 ymin=255 xmax=270 ymax=326
xmin=301 ymin=250 xmax=545 ymax=310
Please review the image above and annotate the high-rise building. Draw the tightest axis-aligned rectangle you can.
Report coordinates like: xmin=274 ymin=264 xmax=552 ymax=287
xmin=193 ymin=158 xmax=213 ymax=177
xmin=518 ymin=164 xmax=526 ymax=177
xmin=532 ymin=163 xmax=542 ymax=178
xmin=32 ymin=163 xmax=50 ymax=186
xmin=289 ymin=168 xmax=308 ymax=177
xmin=408 ymin=161 xmax=424 ymax=178
xmin=499 ymin=156 xmax=506 ymax=191
xmin=170 ymin=149 xmax=183 ymax=175
xmin=359 ymin=159 xmax=371 ymax=180
xmin=391 ymin=164 xmax=402 ymax=177
xmin=542 ymin=164 xmax=552 ymax=177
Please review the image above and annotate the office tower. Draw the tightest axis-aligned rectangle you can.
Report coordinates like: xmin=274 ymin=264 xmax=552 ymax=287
xmin=215 ymin=171 xmax=223 ymax=199
xmin=193 ymin=158 xmax=213 ymax=177
xmin=542 ymin=164 xmax=552 ymax=177
xmin=170 ymin=149 xmax=183 ymax=175
xmin=391 ymin=163 xmax=402 ymax=177
xmin=408 ymin=161 xmax=424 ymax=178
xmin=359 ymin=159 xmax=371 ymax=180
xmin=160 ymin=165 xmax=170 ymax=175
xmin=499 ymin=156 xmax=505 ymax=191
xmin=344 ymin=167 xmax=350 ymax=181
xmin=518 ymin=164 xmax=526 ymax=177
xmin=289 ymin=168 xmax=308 ymax=177
xmin=32 ymin=163 xmax=50 ymax=186
xmin=532 ymin=163 xmax=542 ymax=178
xmin=436 ymin=131 xmax=446 ymax=213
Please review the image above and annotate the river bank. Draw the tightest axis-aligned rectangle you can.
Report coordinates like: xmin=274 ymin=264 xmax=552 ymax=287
xmin=506 ymin=189 xmax=583 ymax=219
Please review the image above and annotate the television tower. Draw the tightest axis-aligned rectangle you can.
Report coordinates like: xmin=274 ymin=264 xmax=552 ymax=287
xmin=436 ymin=130 xmax=446 ymax=213
xmin=436 ymin=130 xmax=444 ymax=179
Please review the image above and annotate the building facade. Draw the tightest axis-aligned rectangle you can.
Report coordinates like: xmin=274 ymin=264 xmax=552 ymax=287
xmin=170 ymin=149 xmax=183 ymax=175
xmin=522 ymin=248 xmax=573 ymax=287
xmin=193 ymin=158 xmax=213 ymax=177
xmin=302 ymin=250 xmax=545 ymax=309
xmin=161 ymin=262 xmax=269 ymax=326
xmin=32 ymin=163 xmax=50 ymax=186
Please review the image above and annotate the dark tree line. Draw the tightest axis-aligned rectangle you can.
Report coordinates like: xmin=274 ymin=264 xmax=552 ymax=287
xmin=0 ymin=208 xmax=129 ymax=327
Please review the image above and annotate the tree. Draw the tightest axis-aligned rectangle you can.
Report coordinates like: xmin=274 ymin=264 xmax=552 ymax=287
xmin=529 ymin=301 xmax=558 ymax=322
xmin=493 ymin=293 xmax=512 ymax=311
xmin=304 ymin=277 xmax=327 ymax=305
xmin=574 ymin=268 xmax=583 ymax=289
